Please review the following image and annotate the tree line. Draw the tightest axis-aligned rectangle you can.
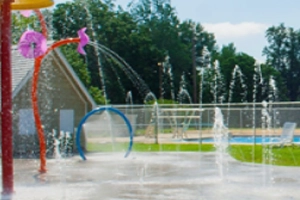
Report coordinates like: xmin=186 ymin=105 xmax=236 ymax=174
xmin=11 ymin=0 xmax=300 ymax=104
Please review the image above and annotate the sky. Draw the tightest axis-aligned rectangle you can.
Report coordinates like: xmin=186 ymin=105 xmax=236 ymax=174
xmin=54 ymin=0 xmax=300 ymax=62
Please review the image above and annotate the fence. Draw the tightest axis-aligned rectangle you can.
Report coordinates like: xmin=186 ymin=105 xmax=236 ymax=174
xmin=82 ymin=102 xmax=300 ymax=142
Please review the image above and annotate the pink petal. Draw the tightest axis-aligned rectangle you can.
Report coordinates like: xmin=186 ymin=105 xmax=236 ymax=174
xmin=20 ymin=10 xmax=32 ymax=18
xmin=77 ymin=45 xmax=86 ymax=55
xmin=77 ymin=27 xmax=90 ymax=55
xmin=18 ymin=30 xmax=47 ymax=59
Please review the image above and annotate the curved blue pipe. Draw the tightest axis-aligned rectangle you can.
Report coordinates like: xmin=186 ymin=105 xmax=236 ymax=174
xmin=76 ymin=106 xmax=134 ymax=160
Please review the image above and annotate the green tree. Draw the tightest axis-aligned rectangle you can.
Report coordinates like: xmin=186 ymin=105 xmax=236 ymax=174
xmin=215 ymin=44 xmax=257 ymax=103
xmin=263 ymin=23 xmax=300 ymax=101
xmin=213 ymin=43 xmax=284 ymax=103
xmin=177 ymin=20 xmax=216 ymax=103
xmin=128 ymin=0 xmax=179 ymax=101
xmin=129 ymin=0 xmax=217 ymax=103
xmin=52 ymin=0 xmax=218 ymax=104
xmin=53 ymin=0 xmax=157 ymax=103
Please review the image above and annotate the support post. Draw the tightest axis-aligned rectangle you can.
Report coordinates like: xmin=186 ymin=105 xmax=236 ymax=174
xmin=158 ymin=62 xmax=163 ymax=100
xmin=1 ymin=0 xmax=14 ymax=195
xmin=192 ymin=33 xmax=197 ymax=103
xmin=154 ymin=104 xmax=159 ymax=144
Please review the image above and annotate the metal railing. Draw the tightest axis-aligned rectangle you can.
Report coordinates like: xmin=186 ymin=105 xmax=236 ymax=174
xmin=82 ymin=102 xmax=300 ymax=142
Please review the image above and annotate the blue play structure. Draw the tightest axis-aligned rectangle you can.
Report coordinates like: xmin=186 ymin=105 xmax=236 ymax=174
xmin=76 ymin=106 xmax=134 ymax=160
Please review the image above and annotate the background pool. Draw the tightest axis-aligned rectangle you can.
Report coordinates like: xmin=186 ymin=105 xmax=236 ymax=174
xmin=185 ymin=136 xmax=300 ymax=144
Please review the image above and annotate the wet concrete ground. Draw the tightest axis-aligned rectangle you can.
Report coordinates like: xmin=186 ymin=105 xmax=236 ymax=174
xmin=2 ymin=152 xmax=300 ymax=200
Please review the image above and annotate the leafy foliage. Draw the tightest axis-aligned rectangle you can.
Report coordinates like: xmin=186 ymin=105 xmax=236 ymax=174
xmin=11 ymin=1 xmax=300 ymax=104
xmin=263 ymin=23 xmax=300 ymax=101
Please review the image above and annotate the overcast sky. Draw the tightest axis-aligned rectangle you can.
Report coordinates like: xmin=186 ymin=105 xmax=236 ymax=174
xmin=54 ymin=0 xmax=300 ymax=62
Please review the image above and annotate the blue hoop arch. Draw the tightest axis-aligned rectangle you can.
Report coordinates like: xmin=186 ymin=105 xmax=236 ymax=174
xmin=76 ymin=106 xmax=134 ymax=160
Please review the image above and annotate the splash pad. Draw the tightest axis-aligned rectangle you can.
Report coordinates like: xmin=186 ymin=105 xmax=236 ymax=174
xmin=1 ymin=2 xmax=300 ymax=200
xmin=6 ymin=152 xmax=300 ymax=199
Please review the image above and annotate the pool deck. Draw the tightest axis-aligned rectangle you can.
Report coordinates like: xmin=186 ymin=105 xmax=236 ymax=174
xmin=88 ymin=128 xmax=300 ymax=144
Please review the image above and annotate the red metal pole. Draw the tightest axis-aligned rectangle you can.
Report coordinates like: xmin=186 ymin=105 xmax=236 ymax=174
xmin=34 ymin=9 xmax=48 ymax=39
xmin=32 ymin=57 xmax=47 ymax=173
xmin=1 ymin=0 xmax=14 ymax=195
xmin=31 ymin=38 xmax=80 ymax=173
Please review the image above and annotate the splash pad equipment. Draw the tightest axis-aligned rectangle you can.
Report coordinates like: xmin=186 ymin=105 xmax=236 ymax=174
xmin=11 ymin=0 xmax=54 ymax=10
xmin=16 ymin=8 xmax=89 ymax=172
xmin=76 ymin=106 xmax=134 ymax=160
xmin=29 ymin=33 xmax=89 ymax=172
xmin=0 ymin=0 xmax=54 ymax=195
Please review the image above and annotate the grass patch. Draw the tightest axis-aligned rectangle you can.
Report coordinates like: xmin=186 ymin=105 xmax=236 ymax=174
xmin=87 ymin=142 xmax=215 ymax=152
xmin=133 ymin=143 xmax=215 ymax=152
xmin=87 ymin=142 xmax=300 ymax=167
xmin=228 ymin=144 xmax=300 ymax=166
